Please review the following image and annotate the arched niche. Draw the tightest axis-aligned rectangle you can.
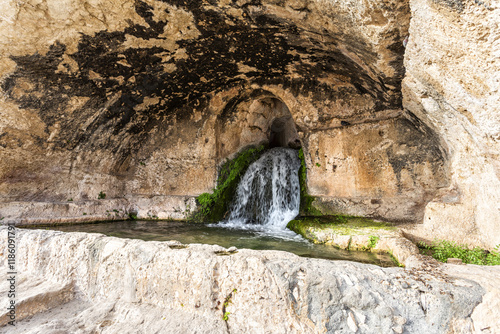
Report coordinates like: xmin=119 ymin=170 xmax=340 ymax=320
xmin=215 ymin=94 xmax=300 ymax=162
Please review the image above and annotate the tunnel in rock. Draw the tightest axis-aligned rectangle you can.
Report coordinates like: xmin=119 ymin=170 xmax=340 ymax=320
xmin=215 ymin=94 xmax=303 ymax=158
xmin=249 ymin=97 xmax=300 ymax=149
xmin=269 ymin=115 xmax=301 ymax=149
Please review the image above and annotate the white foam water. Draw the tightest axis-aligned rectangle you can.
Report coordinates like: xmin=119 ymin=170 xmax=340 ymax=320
xmin=218 ymin=147 xmax=301 ymax=238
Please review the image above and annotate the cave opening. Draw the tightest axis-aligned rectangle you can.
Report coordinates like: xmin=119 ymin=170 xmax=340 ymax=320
xmin=247 ymin=97 xmax=301 ymax=150
xmin=269 ymin=115 xmax=301 ymax=149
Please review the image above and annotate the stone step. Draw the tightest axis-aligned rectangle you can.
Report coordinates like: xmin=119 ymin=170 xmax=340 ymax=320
xmin=0 ymin=274 xmax=74 ymax=326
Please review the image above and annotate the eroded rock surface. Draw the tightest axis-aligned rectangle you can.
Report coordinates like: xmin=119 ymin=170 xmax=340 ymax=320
xmin=401 ymin=0 xmax=500 ymax=248
xmin=0 ymin=0 xmax=452 ymax=226
xmin=0 ymin=0 xmax=498 ymax=246
xmin=1 ymin=228 xmax=499 ymax=333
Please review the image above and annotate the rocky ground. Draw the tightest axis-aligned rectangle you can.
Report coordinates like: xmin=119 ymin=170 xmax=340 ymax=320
xmin=1 ymin=228 xmax=498 ymax=333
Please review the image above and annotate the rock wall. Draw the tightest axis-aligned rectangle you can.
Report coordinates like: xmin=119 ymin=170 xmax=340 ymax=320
xmin=2 ymin=228 xmax=499 ymax=333
xmin=0 ymin=0 xmax=498 ymax=247
xmin=401 ymin=0 xmax=500 ymax=248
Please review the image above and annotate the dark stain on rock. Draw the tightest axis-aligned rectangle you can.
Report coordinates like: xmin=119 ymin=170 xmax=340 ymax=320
xmin=387 ymin=112 xmax=449 ymax=191
xmin=431 ymin=0 xmax=464 ymax=12
xmin=1 ymin=0 xmax=407 ymax=159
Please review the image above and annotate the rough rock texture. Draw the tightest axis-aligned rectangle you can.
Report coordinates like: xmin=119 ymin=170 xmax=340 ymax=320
xmin=401 ymin=0 xmax=500 ymax=248
xmin=2 ymin=228 xmax=500 ymax=333
xmin=0 ymin=196 xmax=197 ymax=225
xmin=287 ymin=217 xmax=420 ymax=265
xmin=0 ymin=0 xmax=498 ymax=246
xmin=0 ymin=275 xmax=74 ymax=326
xmin=0 ymin=0 xmax=450 ymax=225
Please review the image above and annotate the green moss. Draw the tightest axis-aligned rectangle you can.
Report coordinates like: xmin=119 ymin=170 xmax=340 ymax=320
xmin=419 ymin=240 xmax=500 ymax=266
xmin=286 ymin=219 xmax=320 ymax=242
xmin=287 ymin=216 xmax=399 ymax=266
xmin=193 ymin=145 xmax=266 ymax=222
xmin=287 ymin=215 xmax=395 ymax=243
xmin=298 ymin=148 xmax=324 ymax=216
xmin=368 ymin=235 xmax=380 ymax=249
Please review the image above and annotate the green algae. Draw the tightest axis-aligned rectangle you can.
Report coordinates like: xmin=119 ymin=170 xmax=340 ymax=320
xmin=298 ymin=148 xmax=323 ymax=216
xmin=287 ymin=215 xmax=398 ymax=265
xmin=287 ymin=215 xmax=396 ymax=242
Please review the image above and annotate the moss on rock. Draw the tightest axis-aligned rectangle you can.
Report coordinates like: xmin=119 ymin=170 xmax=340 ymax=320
xmin=298 ymin=148 xmax=323 ymax=216
xmin=287 ymin=215 xmax=397 ymax=250
xmin=193 ymin=145 xmax=266 ymax=222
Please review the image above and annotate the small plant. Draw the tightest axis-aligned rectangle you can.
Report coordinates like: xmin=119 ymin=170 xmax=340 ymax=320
xmin=222 ymin=288 xmax=237 ymax=322
xmin=489 ymin=245 xmax=500 ymax=266
xmin=68 ymin=198 xmax=73 ymax=202
xmin=419 ymin=240 xmax=500 ymax=266
xmin=98 ymin=191 xmax=106 ymax=200
xmin=315 ymin=162 xmax=321 ymax=167
xmin=128 ymin=213 xmax=138 ymax=220
xmin=83 ymin=212 xmax=87 ymax=216
xmin=139 ymin=161 xmax=146 ymax=166
xmin=368 ymin=236 xmax=380 ymax=250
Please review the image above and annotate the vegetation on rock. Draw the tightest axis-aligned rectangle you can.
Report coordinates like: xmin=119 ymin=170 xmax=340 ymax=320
xmin=298 ymin=148 xmax=322 ymax=216
xmin=194 ymin=145 xmax=266 ymax=222
xmin=419 ymin=240 xmax=500 ymax=266
xmin=368 ymin=235 xmax=380 ymax=250
xmin=287 ymin=215 xmax=395 ymax=241
xmin=222 ymin=288 xmax=237 ymax=322
xmin=287 ymin=216 xmax=399 ymax=265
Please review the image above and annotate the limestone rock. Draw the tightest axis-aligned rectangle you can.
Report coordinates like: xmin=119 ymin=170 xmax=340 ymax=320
xmin=0 ymin=275 xmax=74 ymax=326
xmin=1 ymin=228 xmax=498 ymax=333
xmin=0 ymin=0 xmax=444 ymax=228
xmin=401 ymin=0 xmax=500 ymax=249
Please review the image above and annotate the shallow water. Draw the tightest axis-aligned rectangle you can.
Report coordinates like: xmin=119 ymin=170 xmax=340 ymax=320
xmin=39 ymin=221 xmax=396 ymax=267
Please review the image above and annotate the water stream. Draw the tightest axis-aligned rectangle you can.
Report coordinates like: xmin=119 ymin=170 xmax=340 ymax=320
xmin=28 ymin=147 xmax=396 ymax=266
xmin=42 ymin=221 xmax=395 ymax=266
xmin=218 ymin=147 xmax=301 ymax=238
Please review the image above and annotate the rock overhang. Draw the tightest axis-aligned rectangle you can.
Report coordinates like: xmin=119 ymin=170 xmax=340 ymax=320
xmin=0 ymin=0 xmax=455 ymax=229
xmin=1 ymin=0 xmax=409 ymax=155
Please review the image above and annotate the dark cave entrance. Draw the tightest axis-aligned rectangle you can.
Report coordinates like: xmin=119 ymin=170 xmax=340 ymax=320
xmin=252 ymin=97 xmax=301 ymax=149
xmin=269 ymin=115 xmax=301 ymax=149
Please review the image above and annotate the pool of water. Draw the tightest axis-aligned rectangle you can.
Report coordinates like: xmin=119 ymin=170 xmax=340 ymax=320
xmin=34 ymin=221 xmax=396 ymax=267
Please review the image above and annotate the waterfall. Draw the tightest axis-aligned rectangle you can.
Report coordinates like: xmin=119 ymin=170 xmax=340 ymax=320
xmin=224 ymin=147 xmax=301 ymax=231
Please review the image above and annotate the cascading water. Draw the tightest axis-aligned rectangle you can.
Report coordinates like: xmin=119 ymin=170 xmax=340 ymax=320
xmin=223 ymin=147 xmax=301 ymax=231
xmin=44 ymin=149 xmax=395 ymax=265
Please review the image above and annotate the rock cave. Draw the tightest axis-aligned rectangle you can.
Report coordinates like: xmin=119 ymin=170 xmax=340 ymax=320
xmin=0 ymin=0 xmax=499 ymax=332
